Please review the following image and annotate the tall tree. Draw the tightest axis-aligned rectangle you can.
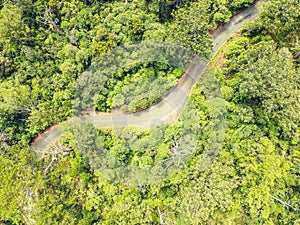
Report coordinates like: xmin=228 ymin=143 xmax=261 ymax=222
xmin=259 ymin=0 xmax=300 ymax=46
xmin=236 ymin=41 xmax=300 ymax=141
xmin=0 ymin=147 xmax=39 ymax=224
xmin=167 ymin=1 xmax=213 ymax=57
xmin=0 ymin=4 xmax=28 ymax=50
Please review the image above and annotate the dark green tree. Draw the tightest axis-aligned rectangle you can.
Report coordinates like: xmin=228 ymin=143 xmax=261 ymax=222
xmin=168 ymin=0 xmax=213 ymax=57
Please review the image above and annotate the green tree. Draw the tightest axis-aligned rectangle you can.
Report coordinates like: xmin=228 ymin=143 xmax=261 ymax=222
xmin=0 ymin=4 xmax=28 ymax=49
xmin=236 ymin=41 xmax=300 ymax=140
xmin=174 ymin=153 xmax=238 ymax=224
xmin=0 ymin=147 xmax=39 ymax=224
xmin=168 ymin=0 xmax=213 ymax=56
xmin=259 ymin=0 xmax=300 ymax=46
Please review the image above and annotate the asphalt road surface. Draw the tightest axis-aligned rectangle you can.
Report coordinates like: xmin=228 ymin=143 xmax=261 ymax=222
xmin=33 ymin=1 xmax=262 ymax=151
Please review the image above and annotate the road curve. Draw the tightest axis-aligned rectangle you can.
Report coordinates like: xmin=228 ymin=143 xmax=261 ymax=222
xmin=33 ymin=1 xmax=262 ymax=151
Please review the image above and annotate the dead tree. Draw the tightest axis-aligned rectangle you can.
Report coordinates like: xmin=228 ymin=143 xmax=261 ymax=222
xmin=0 ymin=132 xmax=7 ymax=153
xmin=69 ymin=33 xmax=80 ymax=48
xmin=162 ymin=133 xmax=192 ymax=170
xmin=35 ymin=142 xmax=71 ymax=173
xmin=0 ymin=56 xmax=11 ymax=78
xmin=37 ymin=6 xmax=61 ymax=33
xmin=271 ymin=195 xmax=300 ymax=211
xmin=23 ymin=189 xmax=36 ymax=225
xmin=157 ymin=206 xmax=175 ymax=225
xmin=158 ymin=207 xmax=166 ymax=225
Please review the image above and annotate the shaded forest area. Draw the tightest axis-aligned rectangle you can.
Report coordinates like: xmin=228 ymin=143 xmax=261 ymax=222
xmin=0 ymin=0 xmax=299 ymax=224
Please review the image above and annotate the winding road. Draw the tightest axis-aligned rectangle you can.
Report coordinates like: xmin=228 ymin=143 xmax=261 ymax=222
xmin=33 ymin=1 xmax=262 ymax=151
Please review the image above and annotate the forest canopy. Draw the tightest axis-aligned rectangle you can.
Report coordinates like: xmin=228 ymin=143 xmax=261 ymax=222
xmin=0 ymin=0 xmax=299 ymax=224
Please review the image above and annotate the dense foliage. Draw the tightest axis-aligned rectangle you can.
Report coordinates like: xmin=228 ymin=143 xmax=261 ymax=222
xmin=0 ymin=0 xmax=299 ymax=224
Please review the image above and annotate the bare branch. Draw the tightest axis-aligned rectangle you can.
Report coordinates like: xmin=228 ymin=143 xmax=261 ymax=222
xmin=43 ymin=157 xmax=57 ymax=173
xmin=162 ymin=133 xmax=192 ymax=170
xmin=157 ymin=207 xmax=176 ymax=225
xmin=158 ymin=207 xmax=166 ymax=225
xmin=0 ymin=132 xmax=8 ymax=153
xmin=37 ymin=6 xmax=61 ymax=32
xmin=271 ymin=195 xmax=300 ymax=211
xmin=34 ymin=142 xmax=72 ymax=173
xmin=126 ymin=171 xmax=149 ymax=194
xmin=23 ymin=189 xmax=36 ymax=225
xmin=35 ymin=142 xmax=71 ymax=160
xmin=67 ymin=26 xmax=80 ymax=48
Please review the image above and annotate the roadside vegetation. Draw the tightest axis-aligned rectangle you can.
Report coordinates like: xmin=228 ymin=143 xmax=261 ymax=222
xmin=0 ymin=0 xmax=299 ymax=224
